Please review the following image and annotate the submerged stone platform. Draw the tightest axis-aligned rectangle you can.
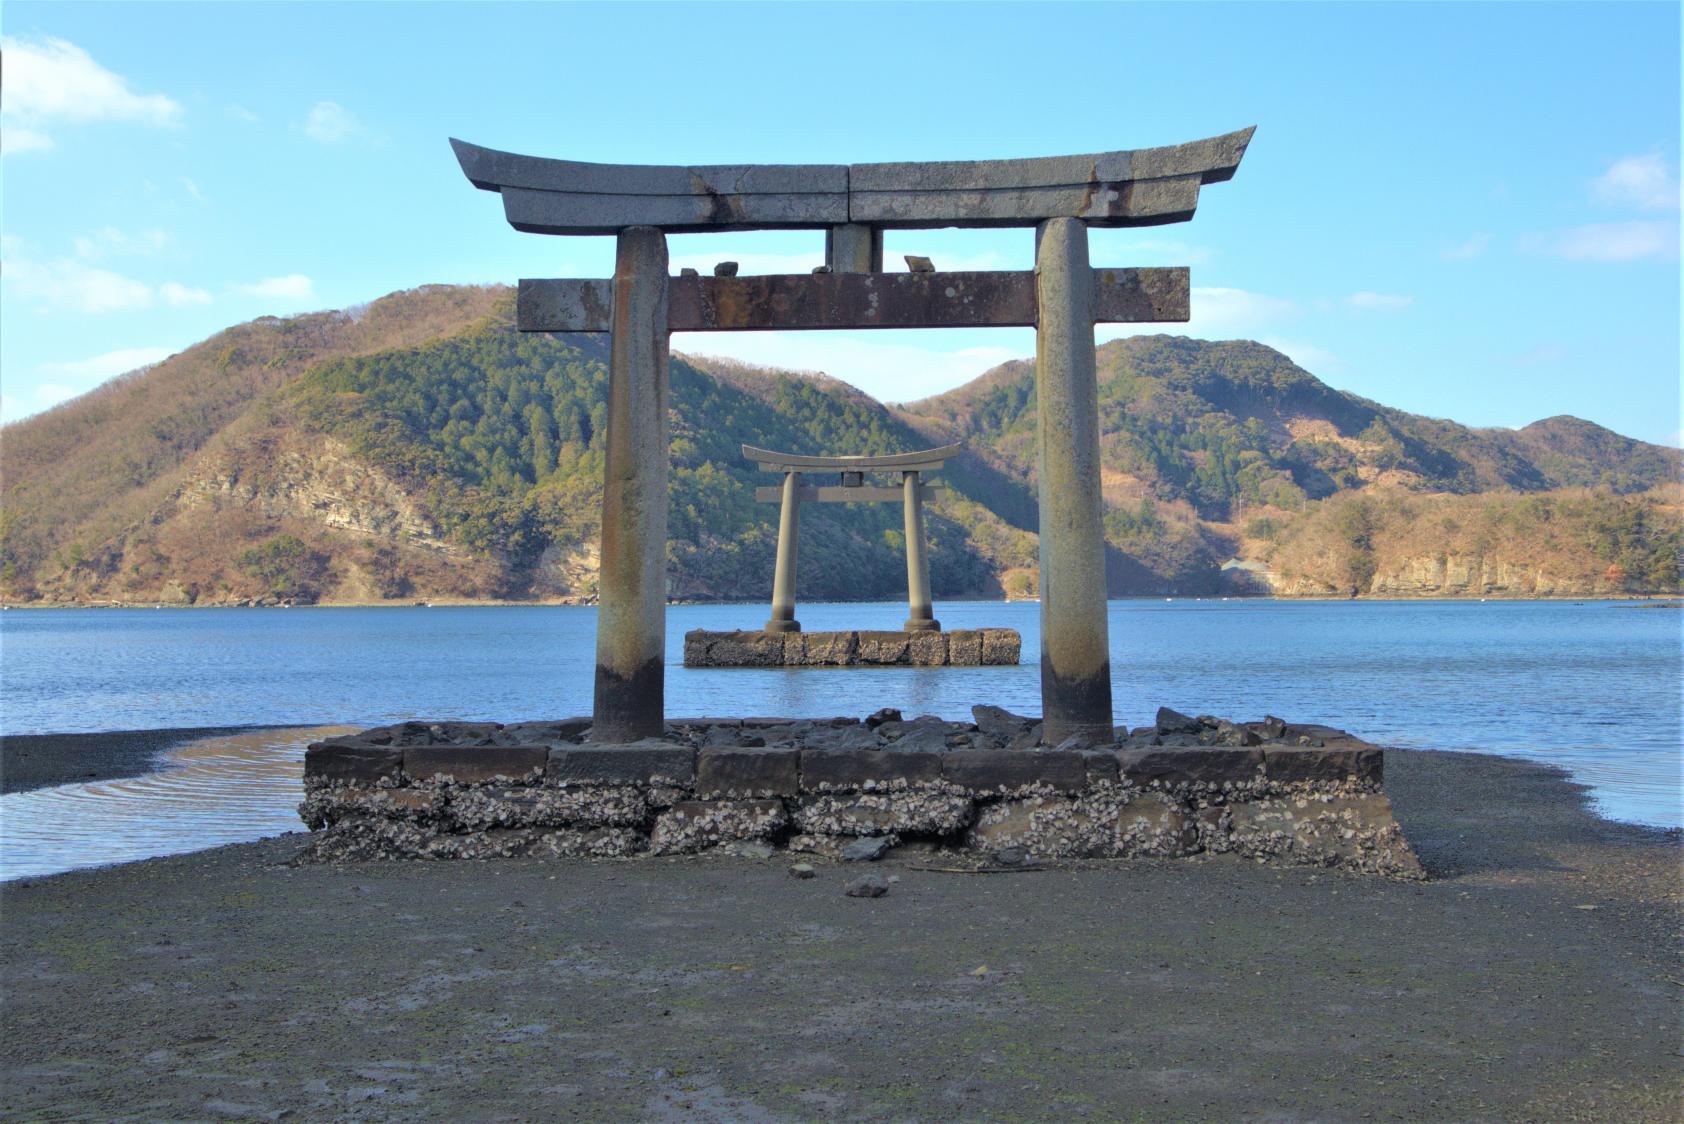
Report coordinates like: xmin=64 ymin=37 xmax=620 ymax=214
xmin=299 ymin=707 xmax=1424 ymax=879
xmin=683 ymin=628 xmax=1021 ymax=667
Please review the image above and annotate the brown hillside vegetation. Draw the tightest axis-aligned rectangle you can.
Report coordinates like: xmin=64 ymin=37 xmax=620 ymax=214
xmin=1254 ymin=485 xmax=1683 ymax=597
xmin=1 ymin=284 xmax=1678 ymax=606
xmin=1 ymin=285 xmax=507 ymax=596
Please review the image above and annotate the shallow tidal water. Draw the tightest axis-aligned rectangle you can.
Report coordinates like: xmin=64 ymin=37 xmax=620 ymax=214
xmin=1 ymin=599 xmax=1678 ymax=879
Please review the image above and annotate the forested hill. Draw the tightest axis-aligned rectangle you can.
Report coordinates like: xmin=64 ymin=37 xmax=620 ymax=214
xmin=2 ymin=284 xmax=1678 ymax=606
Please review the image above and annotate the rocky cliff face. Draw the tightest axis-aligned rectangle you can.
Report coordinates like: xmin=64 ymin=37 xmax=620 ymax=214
xmin=177 ymin=433 xmax=455 ymax=556
xmin=1367 ymin=555 xmax=1619 ymax=598
xmin=1270 ymin=555 xmax=1628 ymax=598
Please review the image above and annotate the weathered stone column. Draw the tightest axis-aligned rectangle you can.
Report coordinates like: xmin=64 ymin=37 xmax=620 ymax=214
xmin=766 ymin=470 xmax=802 ymax=633
xmin=593 ymin=226 xmax=670 ymax=742
xmin=902 ymin=471 xmax=938 ymax=631
xmin=825 ymin=224 xmax=883 ymax=273
xmin=1033 ymin=217 xmax=1113 ymax=743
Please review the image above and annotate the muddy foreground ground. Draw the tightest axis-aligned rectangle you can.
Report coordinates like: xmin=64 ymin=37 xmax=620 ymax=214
xmin=2 ymin=748 xmax=1679 ymax=1121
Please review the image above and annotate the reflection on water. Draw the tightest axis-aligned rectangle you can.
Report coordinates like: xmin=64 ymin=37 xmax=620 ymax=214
xmin=0 ymin=727 xmax=353 ymax=881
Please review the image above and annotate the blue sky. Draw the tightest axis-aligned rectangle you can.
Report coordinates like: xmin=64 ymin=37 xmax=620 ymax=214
xmin=2 ymin=1 xmax=1679 ymax=445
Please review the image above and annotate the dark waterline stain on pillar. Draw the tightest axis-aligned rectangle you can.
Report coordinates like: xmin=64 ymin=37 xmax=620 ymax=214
xmin=1039 ymin=662 xmax=1115 ymax=745
xmin=591 ymin=658 xmax=665 ymax=743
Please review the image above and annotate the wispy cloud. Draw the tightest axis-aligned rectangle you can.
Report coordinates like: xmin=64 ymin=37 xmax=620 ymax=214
xmin=1440 ymin=233 xmax=1491 ymax=261
xmin=231 ymin=274 xmax=316 ymax=303
xmin=1345 ymin=291 xmax=1413 ymax=311
xmin=1533 ymin=220 xmax=1679 ymax=263
xmin=160 ymin=281 xmax=213 ymax=307
xmin=1183 ymin=286 xmax=1298 ymax=333
xmin=303 ymin=101 xmax=362 ymax=143
xmin=1 ymin=345 xmax=175 ymax=421
xmin=2 ymin=254 xmax=210 ymax=313
xmin=1592 ymin=153 xmax=1679 ymax=212
xmin=0 ymin=35 xmax=182 ymax=155
xmin=1259 ymin=337 xmax=1341 ymax=374
xmin=73 ymin=227 xmax=169 ymax=260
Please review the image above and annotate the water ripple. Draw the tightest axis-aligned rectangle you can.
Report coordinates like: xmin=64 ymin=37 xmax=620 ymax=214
xmin=1 ymin=727 xmax=353 ymax=881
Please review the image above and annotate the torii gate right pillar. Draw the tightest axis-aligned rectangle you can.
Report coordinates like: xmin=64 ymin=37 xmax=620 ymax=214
xmin=1034 ymin=217 xmax=1113 ymax=744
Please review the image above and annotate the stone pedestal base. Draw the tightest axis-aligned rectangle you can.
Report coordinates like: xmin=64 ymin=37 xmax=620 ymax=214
xmin=298 ymin=713 xmax=1425 ymax=880
xmin=684 ymin=628 xmax=1017 ymax=667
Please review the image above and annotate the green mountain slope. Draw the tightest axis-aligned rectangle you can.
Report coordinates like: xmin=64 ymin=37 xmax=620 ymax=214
xmin=2 ymin=285 xmax=1677 ymax=605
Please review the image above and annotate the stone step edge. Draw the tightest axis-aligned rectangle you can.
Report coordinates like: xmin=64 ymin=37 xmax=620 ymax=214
xmin=306 ymin=741 xmax=1383 ymax=791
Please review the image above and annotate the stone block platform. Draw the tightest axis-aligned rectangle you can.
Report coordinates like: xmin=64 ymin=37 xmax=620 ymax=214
xmin=299 ymin=707 xmax=1424 ymax=879
xmin=683 ymin=628 xmax=1021 ymax=667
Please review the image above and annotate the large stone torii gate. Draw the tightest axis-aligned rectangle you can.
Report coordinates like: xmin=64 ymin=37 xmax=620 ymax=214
xmin=453 ymin=128 xmax=1253 ymax=744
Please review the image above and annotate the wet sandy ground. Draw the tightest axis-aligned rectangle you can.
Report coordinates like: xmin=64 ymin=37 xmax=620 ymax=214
xmin=2 ymin=748 xmax=1679 ymax=1121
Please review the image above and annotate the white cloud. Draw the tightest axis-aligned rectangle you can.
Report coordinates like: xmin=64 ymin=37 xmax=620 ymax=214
xmin=1 ymin=126 xmax=53 ymax=156
xmin=303 ymin=101 xmax=361 ymax=143
xmin=1440 ymin=233 xmax=1491 ymax=260
xmin=2 ymin=255 xmax=209 ymax=313
xmin=73 ymin=226 xmax=169 ymax=260
xmin=1592 ymin=153 xmax=1679 ymax=212
xmin=1 ymin=345 xmax=174 ymax=421
xmin=1184 ymin=286 xmax=1298 ymax=333
xmin=229 ymin=105 xmax=261 ymax=124
xmin=160 ymin=281 xmax=212 ymax=307
xmin=0 ymin=35 xmax=182 ymax=155
xmin=1259 ymin=337 xmax=1341 ymax=374
xmin=180 ymin=177 xmax=204 ymax=202
xmin=232 ymin=274 xmax=315 ymax=302
xmin=4 ymin=257 xmax=154 ymax=312
xmin=40 ymin=345 xmax=173 ymax=382
xmin=1345 ymin=291 xmax=1413 ymax=311
xmin=1536 ymin=220 xmax=1679 ymax=262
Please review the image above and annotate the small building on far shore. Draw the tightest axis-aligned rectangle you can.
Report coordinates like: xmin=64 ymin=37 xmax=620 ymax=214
xmin=1220 ymin=557 xmax=1275 ymax=595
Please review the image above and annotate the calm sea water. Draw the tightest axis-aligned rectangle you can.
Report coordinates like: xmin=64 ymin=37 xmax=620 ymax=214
xmin=2 ymin=600 xmax=1679 ymax=878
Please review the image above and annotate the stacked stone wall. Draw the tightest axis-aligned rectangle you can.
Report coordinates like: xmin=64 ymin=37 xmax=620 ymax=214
xmin=300 ymin=710 xmax=1424 ymax=879
xmin=682 ymin=629 xmax=1021 ymax=667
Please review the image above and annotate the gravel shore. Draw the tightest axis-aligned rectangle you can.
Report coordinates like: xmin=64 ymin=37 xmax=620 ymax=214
xmin=2 ymin=747 xmax=1679 ymax=1120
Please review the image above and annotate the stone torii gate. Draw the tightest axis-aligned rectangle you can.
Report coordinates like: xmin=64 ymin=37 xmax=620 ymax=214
xmin=744 ymin=442 xmax=961 ymax=635
xmin=452 ymin=128 xmax=1253 ymax=744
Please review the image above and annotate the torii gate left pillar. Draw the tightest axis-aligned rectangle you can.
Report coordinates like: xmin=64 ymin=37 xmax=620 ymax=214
xmin=594 ymin=227 xmax=670 ymax=740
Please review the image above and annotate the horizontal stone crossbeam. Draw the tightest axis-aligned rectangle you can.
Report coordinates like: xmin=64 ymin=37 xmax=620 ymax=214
xmin=517 ymin=268 xmax=1188 ymax=333
xmin=751 ymin=484 xmax=941 ymax=503
xmin=451 ymin=129 xmax=1254 ymax=234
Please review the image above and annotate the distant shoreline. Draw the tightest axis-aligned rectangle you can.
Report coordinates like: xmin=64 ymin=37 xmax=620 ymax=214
xmin=2 ymin=594 xmax=1678 ymax=610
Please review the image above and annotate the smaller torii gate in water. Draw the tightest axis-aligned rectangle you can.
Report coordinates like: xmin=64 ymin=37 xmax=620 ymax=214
xmin=743 ymin=442 xmax=961 ymax=635
xmin=452 ymin=127 xmax=1252 ymax=744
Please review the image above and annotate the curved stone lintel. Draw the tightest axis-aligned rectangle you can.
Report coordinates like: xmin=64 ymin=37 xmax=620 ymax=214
xmin=741 ymin=443 xmax=962 ymax=473
xmin=451 ymin=128 xmax=1254 ymax=234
